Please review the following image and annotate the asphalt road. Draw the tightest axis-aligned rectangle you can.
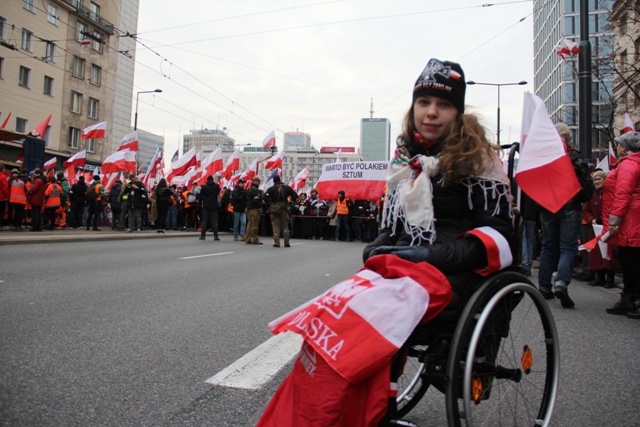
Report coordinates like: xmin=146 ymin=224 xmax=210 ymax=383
xmin=1 ymin=236 xmax=638 ymax=426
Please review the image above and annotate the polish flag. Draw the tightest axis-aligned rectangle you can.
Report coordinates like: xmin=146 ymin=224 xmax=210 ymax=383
xmin=31 ymin=114 xmax=52 ymax=138
xmin=63 ymin=150 xmax=87 ymax=170
xmin=556 ymin=38 xmax=580 ymax=59
xmin=117 ymin=131 xmax=139 ymax=152
xmin=596 ymin=155 xmax=609 ymax=173
xmin=43 ymin=157 xmax=58 ymax=171
xmin=262 ymin=130 xmax=276 ymax=150
xmin=516 ymin=92 xmax=581 ymax=214
xmin=223 ymin=149 xmax=241 ymax=179
xmin=101 ymin=150 xmax=137 ymax=174
xmin=315 ymin=161 xmax=388 ymax=201
xmin=268 ymin=255 xmax=451 ymax=383
xmin=102 ymin=173 xmax=119 ymax=190
xmin=81 ymin=39 xmax=91 ymax=47
xmin=261 ymin=168 xmax=282 ymax=190
xmin=609 ymin=141 xmax=617 ymax=168
xmin=238 ymin=157 xmax=260 ymax=183
xmin=81 ymin=121 xmax=107 ymax=139
xmin=198 ymin=148 xmax=224 ymax=184
xmin=166 ymin=147 xmax=197 ymax=182
xmin=1 ymin=112 xmax=11 ymax=129
xmin=264 ymin=150 xmax=285 ymax=170
xmin=622 ymin=113 xmax=635 ymax=134
xmin=142 ymin=146 xmax=163 ymax=188
xmin=291 ymin=167 xmax=310 ymax=192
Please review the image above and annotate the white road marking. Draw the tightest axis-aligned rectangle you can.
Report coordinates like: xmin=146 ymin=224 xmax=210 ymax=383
xmin=205 ymin=332 xmax=302 ymax=390
xmin=179 ymin=252 xmax=235 ymax=260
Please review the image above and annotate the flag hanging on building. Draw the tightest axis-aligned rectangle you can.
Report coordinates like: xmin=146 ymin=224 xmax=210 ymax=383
xmin=81 ymin=121 xmax=107 ymax=139
xmin=31 ymin=114 xmax=52 ymax=138
xmin=515 ymin=92 xmax=580 ymax=214
xmin=264 ymin=150 xmax=285 ymax=170
xmin=117 ymin=130 xmax=139 ymax=152
xmin=262 ymin=130 xmax=276 ymax=150
xmin=63 ymin=150 xmax=87 ymax=170
xmin=43 ymin=157 xmax=57 ymax=171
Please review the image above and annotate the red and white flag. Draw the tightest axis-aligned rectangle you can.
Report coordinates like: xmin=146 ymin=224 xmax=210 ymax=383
xmin=142 ymin=146 xmax=164 ymax=188
xmin=516 ymin=92 xmax=581 ymax=214
xmin=336 ymin=148 xmax=344 ymax=163
xmin=101 ymin=150 xmax=137 ymax=175
xmin=622 ymin=113 xmax=636 ymax=134
xmin=63 ymin=149 xmax=87 ymax=170
xmin=43 ymin=157 xmax=57 ymax=171
xmin=223 ymin=149 xmax=241 ymax=179
xmin=81 ymin=39 xmax=91 ymax=47
xmin=238 ymin=157 xmax=260 ymax=183
xmin=81 ymin=121 xmax=107 ymax=139
xmin=262 ymin=130 xmax=276 ymax=150
xmin=197 ymin=148 xmax=224 ymax=184
xmin=264 ymin=150 xmax=285 ymax=170
xmin=596 ymin=155 xmax=609 ymax=173
xmin=315 ymin=161 xmax=389 ymax=201
xmin=556 ymin=38 xmax=580 ymax=59
xmin=291 ymin=167 xmax=310 ymax=192
xmin=1 ymin=112 xmax=11 ymax=129
xmin=609 ymin=141 xmax=617 ymax=168
xmin=166 ymin=147 xmax=197 ymax=183
xmin=31 ymin=114 xmax=52 ymax=138
xmin=117 ymin=130 xmax=139 ymax=152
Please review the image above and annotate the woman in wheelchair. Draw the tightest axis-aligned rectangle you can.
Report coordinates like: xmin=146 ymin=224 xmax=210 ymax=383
xmin=364 ymin=57 xmax=515 ymax=305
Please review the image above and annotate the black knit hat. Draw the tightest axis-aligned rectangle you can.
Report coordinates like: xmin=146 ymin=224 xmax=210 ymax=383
xmin=413 ymin=58 xmax=466 ymax=113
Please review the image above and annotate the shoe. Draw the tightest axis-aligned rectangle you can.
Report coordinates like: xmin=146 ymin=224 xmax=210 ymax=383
xmin=553 ymin=285 xmax=575 ymax=308
xmin=587 ymin=271 xmax=605 ymax=287
xmin=255 ymin=241 xmax=264 ymax=245
xmin=199 ymin=236 xmax=205 ymax=240
xmin=234 ymin=236 xmax=239 ymax=241
xmin=157 ymin=229 xmax=162 ymax=233
xmin=86 ymin=227 xmax=90 ymax=231
xmin=627 ymin=306 xmax=640 ymax=319
xmin=539 ymin=288 xmax=555 ymax=300
xmin=606 ymin=293 xmax=636 ymax=315
xmin=92 ymin=228 xmax=101 ymax=231
xmin=240 ymin=236 xmax=245 ymax=241
xmin=214 ymin=237 xmax=220 ymax=241
xmin=284 ymin=243 xmax=291 ymax=248
xmin=273 ymin=243 xmax=280 ymax=247
xmin=604 ymin=271 xmax=616 ymax=289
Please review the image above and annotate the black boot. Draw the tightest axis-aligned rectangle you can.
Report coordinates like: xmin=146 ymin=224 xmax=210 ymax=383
xmin=588 ymin=271 xmax=606 ymax=287
xmin=606 ymin=293 xmax=637 ymax=315
xmin=604 ymin=270 xmax=616 ymax=289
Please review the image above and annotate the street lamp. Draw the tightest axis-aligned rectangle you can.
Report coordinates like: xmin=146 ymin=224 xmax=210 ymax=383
xmin=134 ymin=89 xmax=162 ymax=131
xmin=467 ymin=80 xmax=527 ymax=146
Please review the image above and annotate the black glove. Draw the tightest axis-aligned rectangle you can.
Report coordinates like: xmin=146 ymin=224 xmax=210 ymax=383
xmin=368 ymin=245 xmax=430 ymax=263
xmin=363 ymin=231 xmax=396 ymax=262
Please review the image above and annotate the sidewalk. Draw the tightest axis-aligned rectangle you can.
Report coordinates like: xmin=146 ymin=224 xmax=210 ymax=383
xmin=0 ymin=227 xmax=203 ymax=246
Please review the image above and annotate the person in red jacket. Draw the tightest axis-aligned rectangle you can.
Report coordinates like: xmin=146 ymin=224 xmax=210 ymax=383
xmin=44 ymin=176 xmax=62 ymax=230
xmin=8 ymin=169 xmax=27 ymax=231
xmin=602 ymin=131 xmax=640 ymax=318
xmin=0 ymin=164 xmax=9 ymax=230
xmin=27 ymin=169 xmax=47 ymax=231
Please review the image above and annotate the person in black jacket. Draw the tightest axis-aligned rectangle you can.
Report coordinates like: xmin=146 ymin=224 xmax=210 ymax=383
xmin=154 ymin=178 xmax=173 ymax=234
xmin=364 ymin=58 xmax=515 ymax=308
xmin=264 ymin=175 xmax=298 ymax=248
xmin=67 ymin=176 xmax=87 ymax=229
xmin=199 ymin=174 xmax=221 ymax=241
xmin=245 ymin=177 xmax=264 ymax=245
xmin=231 ymin=179 xmax=247 ymax=241
xmin=108 ymin=180 xmax=122 ymax=230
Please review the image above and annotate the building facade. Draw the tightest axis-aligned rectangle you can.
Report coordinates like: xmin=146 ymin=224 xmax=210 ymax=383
xmin=360 ymin=117 xmax=391 ymax=161
xmin=283 ymin=131 xmax=311 ymax=150
xmin=533 ymin=0 xmax=615 ymax=158
xmin=0 ymin=0 xmax=138 ymax=169
xmin=183 ymin=128 xmax=235 ymax=153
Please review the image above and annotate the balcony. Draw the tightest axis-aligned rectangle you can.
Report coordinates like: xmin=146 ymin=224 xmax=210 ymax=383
xmin=58 ymin=0 xmax=115 ymax=35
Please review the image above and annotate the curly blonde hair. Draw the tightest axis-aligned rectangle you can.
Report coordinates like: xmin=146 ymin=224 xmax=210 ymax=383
xmin=400 ymin=109 xmax=501 ymax=184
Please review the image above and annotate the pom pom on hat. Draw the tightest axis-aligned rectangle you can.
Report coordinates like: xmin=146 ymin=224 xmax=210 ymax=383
xmin=413 ymin=58 xmax=466 ymax=113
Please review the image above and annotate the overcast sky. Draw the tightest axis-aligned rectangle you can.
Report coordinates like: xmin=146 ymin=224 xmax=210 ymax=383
xmin=131 ymin=0 xmax=534 ymax=157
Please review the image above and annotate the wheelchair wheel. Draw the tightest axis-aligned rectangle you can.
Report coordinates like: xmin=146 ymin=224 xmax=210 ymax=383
xmin=445 ymin=274 xmax=559 ymax=427
xmin=395 ymin=344 xmax=430 ymax=417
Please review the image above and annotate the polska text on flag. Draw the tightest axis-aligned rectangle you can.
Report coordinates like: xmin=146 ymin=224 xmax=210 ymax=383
xmin=515 ymin=92 xmax=581 ymax=214
xmin=315 ymin=161 xmax=389 ymax=201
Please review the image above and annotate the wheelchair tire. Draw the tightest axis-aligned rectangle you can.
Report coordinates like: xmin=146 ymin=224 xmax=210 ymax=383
xmin=445 ymin=273 xmax=559 ymax=427
xmin=394 ymin=344 xmax=431 ymax=418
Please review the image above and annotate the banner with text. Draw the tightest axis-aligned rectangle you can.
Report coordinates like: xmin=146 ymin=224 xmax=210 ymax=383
xmin=314 ymin=161 xmax=389 ymax=201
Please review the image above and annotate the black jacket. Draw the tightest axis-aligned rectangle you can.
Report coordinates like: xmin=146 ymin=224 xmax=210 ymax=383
xmin=246 ymin=185 xmax=262 ymax=210
xmin=199 ymin=180 xmax=221 ymax=210
xmin=68 ymin=181 xmax=88 ymax=205
xmin=231 ymin=186 xmax=247 ymax=212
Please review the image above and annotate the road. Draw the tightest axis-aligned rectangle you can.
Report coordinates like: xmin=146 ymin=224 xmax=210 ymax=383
xmin=1 ymin=236 xmax=638 ymax=426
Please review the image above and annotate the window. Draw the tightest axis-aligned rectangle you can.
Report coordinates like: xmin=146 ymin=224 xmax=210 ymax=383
xmin=72 ymin=56 xmax=85 ymax=78
xmin=89 ymin=2 xmax=100 ymax=20
xmin=21 ymin=29 xmax=33 ymax=51
xmin=16 ymin=117 xmax=28 ymax=133
xmin=0 ymin=16 xmax=5 ymax=40
xmin=89 ymin=64 xmax=101 ymax=85
xmin=69 ymin=127 xmax=81 ymax=148
xmin=91 ymin=32 xmax=102 ymax=53
xmin=18 ymin=66 xmax=30 ymax=88
xmin=0 ymin=57 xmax=4 ymax=79
xmin=76 ymin=21 xmax=86 ymax=42
xmin=22 ymin=0 xmax=35 ymax=13
xmin=88 ymin=98 xmax=99 ymax=119
xmin=86 ymin=138 xmax=96 ymax=153
xmin=47 ymin=4 xmax=59 ymax=25
xmin=45 ymin=42 xmax=55 ymax=62
xmin=71 ymin=91 xmax=82 ymax=114
xmin=44 ymin=76 xmax=54 ymax=95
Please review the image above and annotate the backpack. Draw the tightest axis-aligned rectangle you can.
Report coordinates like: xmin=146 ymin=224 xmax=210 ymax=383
xmin=187 ymin=192 xmax=196 ymax=204
xmin=85 ymin=183 xmax=98 ymax=202
xmin=570 ymin=152 xmax=595 ymax=203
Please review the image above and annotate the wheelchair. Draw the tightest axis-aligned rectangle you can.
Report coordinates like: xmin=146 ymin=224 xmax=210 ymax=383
xmin=382 ymin=144 xmax=560 ymax=427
